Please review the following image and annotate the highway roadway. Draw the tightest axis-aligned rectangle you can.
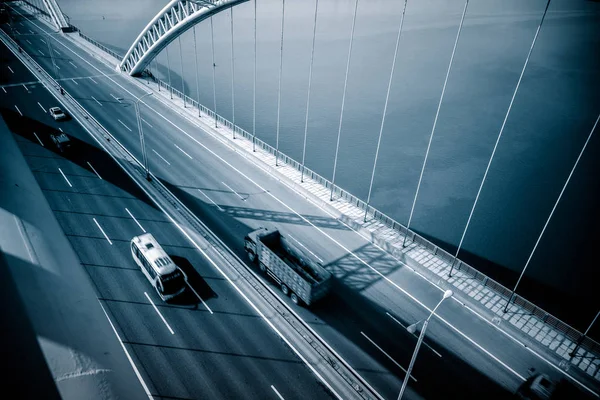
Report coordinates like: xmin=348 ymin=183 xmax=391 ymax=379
xmin=3 ymin=4 xmax=599 ymax=400
xmin=0 ymin=35 xmax=334 ymax=400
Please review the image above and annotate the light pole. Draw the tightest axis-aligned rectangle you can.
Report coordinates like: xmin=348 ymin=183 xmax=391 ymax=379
xmin=569 ymin=310 xmax=599 ymax=358
xmin=45 ymin=30 xmax=62 ymax=94
xmin=398 ymin=289 xmax=453 ymax=400
xmin=122 ymin=93 xmax=154 ymax=181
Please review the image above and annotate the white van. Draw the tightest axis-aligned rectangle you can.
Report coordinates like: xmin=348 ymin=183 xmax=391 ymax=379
xmin=130 ymin=233 xmax=187 ymax=301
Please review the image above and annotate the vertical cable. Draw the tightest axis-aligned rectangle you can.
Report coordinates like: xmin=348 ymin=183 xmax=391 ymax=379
xmin=166 ymin=45 xmax=173 ymax=99
xmin=364 ymin=0 xmax=408 ymax=221
xmin=193 ymin=26 xmax=201 ymax=117
xmin=402 ymin=0 xmax=469 ymax=246
xmin=301 ymin=0 xmax=320 ymax=182
xmin=505 ymin=112 xmax=599 ymax=312
xmin=231 ymin=8 xmax=236 ymax=138
xmin=253 ymin=0 xmax=257 ymax=151
xmin=330 ymin=0 xmax=359 ymax=201
xmin=210 ymin=16 xmax=218 ymax=128
xmin=179 ymin=36 xmax=186 ymax=107
xmin=275 ymin=0 xmax=286 ymax=166
xmin=449 ymin=0 xmax=551 ymax=277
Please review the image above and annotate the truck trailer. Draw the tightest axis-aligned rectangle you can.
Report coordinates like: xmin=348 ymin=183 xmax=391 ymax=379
xmin=244 ymin=227 xmax=332 ymax=306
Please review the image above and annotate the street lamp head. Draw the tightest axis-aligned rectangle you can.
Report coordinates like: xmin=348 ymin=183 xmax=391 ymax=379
xmin=406 ymin=321 xmax=420 ymax=334
xmin=443 ymin=289 xmax=453 ymax=300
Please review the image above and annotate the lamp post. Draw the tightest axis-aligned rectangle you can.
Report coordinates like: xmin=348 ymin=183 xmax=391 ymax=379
xmin=398 ymin=289 xmax=453 ymax=400
xmin=135 ymin=92 xmax=153 ymax=181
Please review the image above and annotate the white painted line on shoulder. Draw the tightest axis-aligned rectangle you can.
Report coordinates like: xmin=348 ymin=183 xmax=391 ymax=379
xmin=271 ymin=385 xmax=285 ymax=400
xmin=198 ymin=189 xmax=224 ymax=212
xmin=68 ymin=61 xmax=78 ymax=69
xmin=386 ymin=312 xmax=442 ymax=358
xmin=125 ymin=208 xmax=145 ymax=233
xmin=222 ymin=181 xmax=245 ymax=201
xmin=152 ymin=149 xmax=170 ymax=165
xmin=7 ymin=65 xmax=14 ymax=73
xmin=361 ymin=331 xmax=417 ymax=382
xmin=15 ymin=105 xmax=22 ymax=116
xmin=174 ymin=143 xmax=192 ymax=159
xmin=91 ymin=95 xmax=102 ymax=106
xmin=87 ymin=161 xmax=102 ymax=179
xmin=98 ymin=302 xmax=154 ymax=399
xmin=37 ymin=101 xmax=46 ymax=112
xmin=117 ymin=119 xmax=132 ymax=132
xmin=287 ymin=234 xmax=323 ymax=263
xmin=71 ymin=78 xmax=79 ymax=85
xmin=141 ymin=117 xmax=153 ymax=128
xmin=144 ymin=292 xmax=174 ymax=335
xmin=38 ymin=49 xmax=44 ymax=56
xmin=186 ymin=282 xmax=213 ymax=315
xmin=33 ymin=132 xmax=43 ymax=146
xmin=89 ymin=77 xmax=98 ymax=84
xmin=93 ymin=217 xmax=112 ymax=245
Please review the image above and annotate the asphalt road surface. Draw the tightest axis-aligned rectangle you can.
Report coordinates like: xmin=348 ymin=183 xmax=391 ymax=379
xmin=2 ymin=5 xmax=599 ymax=400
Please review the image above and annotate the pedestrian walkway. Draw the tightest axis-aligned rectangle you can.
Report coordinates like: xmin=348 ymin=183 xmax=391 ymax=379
xmin=61 ymin=23 xmax=600 ymax=384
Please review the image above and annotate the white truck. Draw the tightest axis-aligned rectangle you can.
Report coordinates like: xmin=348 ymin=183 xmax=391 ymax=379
xmin=244 ymin=227 xmax=332 ymax=306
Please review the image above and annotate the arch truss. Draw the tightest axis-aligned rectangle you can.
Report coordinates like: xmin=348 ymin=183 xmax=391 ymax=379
xmin=119 ymin=0 xmax=248 ymax=76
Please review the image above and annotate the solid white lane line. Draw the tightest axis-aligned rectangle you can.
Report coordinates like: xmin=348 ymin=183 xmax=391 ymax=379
xmin=110 ymin=93 xmax=121 ymax=103
xmin=71 ymin=78 xmax=79 ymax=85
xmin=91 ymin=95 xmax=103 ymax=106
xmin=25 ymin=39 xmax=32 ymax=44
xmin=68 ymin=61 xmax=78 ymax=69
xmin=198 ymin=189 xmax=224 ymax=212
xmin=361 ymin=331 xmax=417 ymax=382
xmin=141 ymin=117 xmax=153 ymax=128
xmin=186 ymin=282 xmax=213 ymax=315
xmin=89 ymin=77 xmax=98 ymax=84
xmin=93 ymin=217 xmax=112 ymax=245
xmin=33 ymin=132 xmax=43 ymax=146
xmin=14 ymin=105 xmax=22 ymax=116
xmin=98 ymin=303 xmax=153 ymax=399
xmin=271 ymin=385 xmax=285 ymax=400
xmin=125 ymin=208 xmax=145 ymax=233
xmin=117 ymin=119 xmax=132 ymax=132
xmin=144 ymin=292 xmax=174 ymax=334
xmin=152 ymin=149 xmax=170 ymax=165
xmin=38 ymin=49 xmax=44 ymax=56
xmin=7 ymin=66 xmax=14 ymax=73
xmin=287 ymin=234 xmax=323 ymax=263
xmin=37 ymin=101 xmax=46 ymax=112
xmin=87 ymin=161 xmax=102 ymax=179
xmin=222 ymin=181 xmax=245 ymax=201
xmin=386 ymin=312 xmax=442 ymax=358
xmin=174 ymin=144 xmax=192 ymax=159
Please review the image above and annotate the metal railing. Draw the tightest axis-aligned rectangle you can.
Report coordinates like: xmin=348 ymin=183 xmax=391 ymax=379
xmin=77 ymin=30 xmax=123 ymax=60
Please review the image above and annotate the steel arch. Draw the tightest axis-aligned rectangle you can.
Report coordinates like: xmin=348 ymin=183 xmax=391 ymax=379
xmin=119 ymin=0 xmax=248 ymax=76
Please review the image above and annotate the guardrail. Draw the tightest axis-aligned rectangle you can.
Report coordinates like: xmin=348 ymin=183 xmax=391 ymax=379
xmin=144 ymin=71 xmax=600 ymax=367
xmin=76 ymin=30 xmax=123 ymax=60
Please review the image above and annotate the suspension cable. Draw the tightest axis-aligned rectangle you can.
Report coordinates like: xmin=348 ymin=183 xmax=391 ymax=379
xmin=231 ymin=8 xmax=236 ymax=139
xmin=275 ymin=0 xmax=286 ymax=166
xmin=210 ymin=16 xmax=218 ymax=128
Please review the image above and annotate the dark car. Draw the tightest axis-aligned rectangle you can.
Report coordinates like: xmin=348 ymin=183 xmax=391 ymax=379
xmin=51 ymin=133 xmax=72 ymax=152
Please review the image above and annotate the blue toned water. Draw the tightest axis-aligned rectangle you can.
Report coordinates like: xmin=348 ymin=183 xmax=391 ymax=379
xmin=58 ymin=0 xmax=600 ymax=328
